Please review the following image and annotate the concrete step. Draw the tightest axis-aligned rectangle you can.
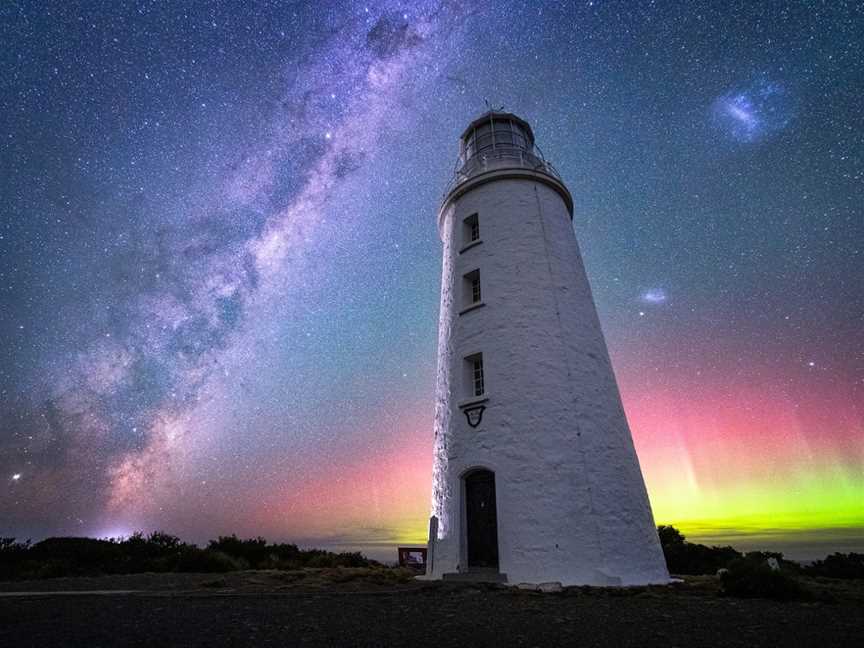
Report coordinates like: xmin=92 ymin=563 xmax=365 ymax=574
xmin=442 ymin=569 xmax=508 ymax=583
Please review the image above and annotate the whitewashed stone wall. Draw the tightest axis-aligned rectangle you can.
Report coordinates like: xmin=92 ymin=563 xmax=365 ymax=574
xmin=428 ymin=171 xmax=670 ymax=586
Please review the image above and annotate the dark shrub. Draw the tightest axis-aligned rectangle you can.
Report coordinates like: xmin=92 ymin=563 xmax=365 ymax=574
xmin=0 ymin=538 xmax=32 ymax=579
xmin=334 ymin=551 xmax=369 ymax=568
xmin=804 ymin=553 xmax=864 ymax=580
xmin=35 ymin=559 xmax=74 ymax=579
xmin=657 ymin=526 xmax=742 ymax=575
xmin=720 ymin=557 xmax=807 ymax=601
xmin=657 ymin=525 xmax=686 ymax=547
xmin=207 ymin=535 xmax=271 ymax=568
xmin=119 ymin=531 xmax=186 ymax=572
xmin=29 ymin=537 xmax=125 ymax=574
xmin=742 ymin=550 xmax=800 ymax=573
xmin=0 ymin=532 xmax=375 ymax=578
xmin=176 ymin=547 xmax=244 ymax=573
xmin=0 ymin=537 xmax=31 ymax=554
xmin=307 ymin=551 xmax=338 ymax=568
xmin=269 ymin=542 xmax=301 ymax=564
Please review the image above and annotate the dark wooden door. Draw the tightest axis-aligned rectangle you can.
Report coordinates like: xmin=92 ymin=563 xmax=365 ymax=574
xmin=465 ymin=469 xmax=499 ymax=568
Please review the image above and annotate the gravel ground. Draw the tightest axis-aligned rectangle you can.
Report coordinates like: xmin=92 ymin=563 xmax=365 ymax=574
xmin=1 ymin=571 xmax=861 ymax=647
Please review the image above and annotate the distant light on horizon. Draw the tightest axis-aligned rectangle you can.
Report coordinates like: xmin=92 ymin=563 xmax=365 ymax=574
xmin=95 ymin=527 xmax=135 ymax=541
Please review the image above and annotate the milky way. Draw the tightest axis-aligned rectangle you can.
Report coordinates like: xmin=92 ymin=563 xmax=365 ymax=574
xmin=2 ymin=1 xmax=862 ymax=558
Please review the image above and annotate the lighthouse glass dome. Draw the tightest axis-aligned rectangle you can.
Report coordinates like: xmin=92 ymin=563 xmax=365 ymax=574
xmin=462 ymin=114 xmax=532 ymax=160
xmin=451 ymin=112 xmax=562 ymax=188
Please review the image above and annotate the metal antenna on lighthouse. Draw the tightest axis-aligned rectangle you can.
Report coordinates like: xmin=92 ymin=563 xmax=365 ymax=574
xmin=483 ymin=98 xmax=505 ymax=112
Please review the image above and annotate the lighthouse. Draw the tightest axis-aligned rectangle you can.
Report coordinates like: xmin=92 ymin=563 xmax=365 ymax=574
xmin=426 ymin=112 xmax=669 ymax=586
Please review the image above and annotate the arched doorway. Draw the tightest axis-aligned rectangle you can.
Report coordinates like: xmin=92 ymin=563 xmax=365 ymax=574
xmin=464 ymin=469 xmax=499 ymax=569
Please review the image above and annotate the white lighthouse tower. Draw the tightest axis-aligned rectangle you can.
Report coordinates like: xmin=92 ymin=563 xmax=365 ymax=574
xmin=426 ymin=112 xmax=669 ymax=586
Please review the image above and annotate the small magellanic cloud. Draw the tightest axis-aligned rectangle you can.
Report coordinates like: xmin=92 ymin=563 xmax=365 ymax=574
xmin=640 ymin=288 xmax=668 ymax=304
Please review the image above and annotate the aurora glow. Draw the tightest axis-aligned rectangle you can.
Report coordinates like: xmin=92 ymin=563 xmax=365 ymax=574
xmin=1 ymin=1 xmax=862 ymax=561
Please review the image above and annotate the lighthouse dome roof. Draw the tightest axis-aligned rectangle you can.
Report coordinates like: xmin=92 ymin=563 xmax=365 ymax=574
xmin=459 ymin=111 xmax=536 ymax=145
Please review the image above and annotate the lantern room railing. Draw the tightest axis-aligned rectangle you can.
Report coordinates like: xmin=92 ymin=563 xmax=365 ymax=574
xmin=442 ymin=143 xmax=563 ymax=200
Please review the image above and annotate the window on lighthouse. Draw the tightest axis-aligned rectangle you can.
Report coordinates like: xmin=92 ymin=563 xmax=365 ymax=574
xmin=463 ymin=213 xmax=479 ymax=244
xmin=463 ymin=269 xmax=481 ymax=306
xmin=465 ymin=353 xmax=485 ymax=397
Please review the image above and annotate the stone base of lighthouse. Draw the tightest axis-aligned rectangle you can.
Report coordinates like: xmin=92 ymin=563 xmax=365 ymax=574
xmin=424 ymin=458 xmax=671 ymax=586
xmin=424 ymin=411 xmax=670 ymax=586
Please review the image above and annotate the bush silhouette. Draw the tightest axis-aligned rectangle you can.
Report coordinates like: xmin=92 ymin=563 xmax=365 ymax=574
xmin=720 ymin=557 xmax=807 ymax=601
xmin=804 ymin=552 xmax=864 ymax=580
xmin=176 ymin=548 xmax=245 ymax=573
xmin=0 ymin=532 xmax=376 ymax=579
xmin=657 ymin=525 xmax=686 ymax=547
xmin=207 ymin=535 xmax=272 ymax=568
xmin=657 ymin=525 xmax=742 ymax=575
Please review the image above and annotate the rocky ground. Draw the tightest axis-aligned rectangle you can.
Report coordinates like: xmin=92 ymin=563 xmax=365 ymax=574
xmin=1 ymin=569 xmax=862 ymax=647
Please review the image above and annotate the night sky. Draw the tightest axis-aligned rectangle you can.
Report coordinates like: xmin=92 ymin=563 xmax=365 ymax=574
xmin=1 ymin=1 xmax=862 ymax=560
